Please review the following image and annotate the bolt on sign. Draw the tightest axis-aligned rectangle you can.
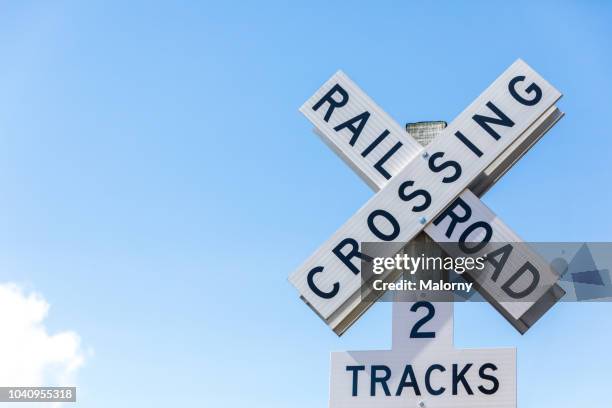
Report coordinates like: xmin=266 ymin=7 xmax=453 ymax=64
xmin=329 ymin=298 xmax=516 ymax=407
xmin=289 ymin=59 xmax=564 ymax=335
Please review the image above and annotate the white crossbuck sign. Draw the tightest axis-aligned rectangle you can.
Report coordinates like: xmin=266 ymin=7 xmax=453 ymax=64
xmin=289 ymin=59 xmax=565 ymax=335
xmin=329 ymin=299 xmax=516 ymax=407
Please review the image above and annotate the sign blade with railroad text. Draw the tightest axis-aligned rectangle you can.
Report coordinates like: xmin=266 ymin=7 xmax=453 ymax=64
xmin=290 ymin=59 xmax=562 ymax=334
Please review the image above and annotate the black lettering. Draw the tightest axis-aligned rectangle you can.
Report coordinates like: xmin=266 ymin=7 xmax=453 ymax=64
xmin=509 ymin=75 xmax=542 ymax=106
xmin=452 ymin=363 xmax=473 ymax=395
xmin=346 ymin=365 xmax=365 ymax=396
xmin=367 ymin=209 xmax=400 ymax=241
xmin=502 ymin=261 xmax=540 ymax=299
xmin=395 ymin=365 xmax=421 ymax=396
xmin=425 ymin=364 xmax=446 ymax=396
xmin=374 ymin=141 xmax=403 ymax=180
xmin=398 ymin=181 xmax=431 ymax=212
xmin=485 ymin=244 xmax=513 ymax=282
xmin=333 ymin=111 xmax=370 ymax=146
xmin=312 ymin=84 xmax=348 ymax=122
xmin=433 ymin=198 xmax=472 ymax=238
xmin=371 ymin=365 xmax=392 ymax=396
xmin=473 ymin=101 xmax=515 ymax=140
xmin=361 ymin=129 xmax=389 ymax=157
xmin=459 ymin=221 xmax=492 ymax=254
xmin=307 ymin=266 xmax=339 ymax=299
xmin=478 ymin=363 xmax=499 ymax=395
xmin=454 ymin=131 xmax=483 ymax=157
xmin=332 ymin=238 xmax=371 ymax=275
xmin=428 ymin=151 xmax=462 ymax=183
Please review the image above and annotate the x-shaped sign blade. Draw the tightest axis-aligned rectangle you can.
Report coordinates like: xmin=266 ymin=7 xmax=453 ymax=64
xmin=290 ymin=59 xmax=564 ymax=335
xmin=312 ymin=84 xmax=565 ymax=334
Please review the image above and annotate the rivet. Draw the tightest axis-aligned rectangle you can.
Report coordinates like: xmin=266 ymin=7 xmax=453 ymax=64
xmin=419 ymin=217 xmax=427 ymax=224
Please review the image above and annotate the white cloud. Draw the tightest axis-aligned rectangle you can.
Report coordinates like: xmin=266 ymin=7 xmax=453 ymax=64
xmin=0 ymin=283 xmax=86 ymax=387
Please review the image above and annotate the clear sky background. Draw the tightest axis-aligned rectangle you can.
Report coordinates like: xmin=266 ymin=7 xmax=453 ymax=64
xmin=0 ymin=1 xmax=611 ymax=407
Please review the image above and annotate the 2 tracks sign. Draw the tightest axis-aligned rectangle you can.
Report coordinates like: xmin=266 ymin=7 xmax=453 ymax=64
xmin=289 ymin=59 xmax=565 ymax=335
xmin=330 ymin=299 xmax=516 ymax=407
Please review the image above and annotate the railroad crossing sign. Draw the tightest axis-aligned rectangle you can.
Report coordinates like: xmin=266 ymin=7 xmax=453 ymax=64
xmin=289 ymin=59 xmax=565 ymax=335
xmin=329 ymin=298 xmax=516 ymax=407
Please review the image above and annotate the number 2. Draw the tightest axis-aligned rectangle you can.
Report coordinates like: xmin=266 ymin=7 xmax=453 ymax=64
xmin=409 ymin=301 xmax=436 ymax=338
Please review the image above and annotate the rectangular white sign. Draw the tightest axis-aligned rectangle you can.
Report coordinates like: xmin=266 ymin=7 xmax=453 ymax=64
xmin=290 ymin=59 xmax=562 ymax=331
xmin=330 ymin=301 xmax=516 ymax=407
xmin=330 ymin=348 xmax=516 ymax=408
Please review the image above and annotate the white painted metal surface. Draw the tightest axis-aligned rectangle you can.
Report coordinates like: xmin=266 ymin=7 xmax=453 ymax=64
xmin=329 ymin=300 xmax=516 ymax=407
xmin=290 ymin=59 xmax=562 ymax=333
xmin=311 ymin=89 xmax=564 ymax=333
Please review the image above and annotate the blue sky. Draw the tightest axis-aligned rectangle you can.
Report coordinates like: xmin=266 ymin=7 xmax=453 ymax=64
xmin=0 ymin=1 xmax=611 ymax=407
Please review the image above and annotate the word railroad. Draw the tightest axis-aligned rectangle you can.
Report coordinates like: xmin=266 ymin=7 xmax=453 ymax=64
xmin=289 ymin=60 xmax=565 ymax=335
